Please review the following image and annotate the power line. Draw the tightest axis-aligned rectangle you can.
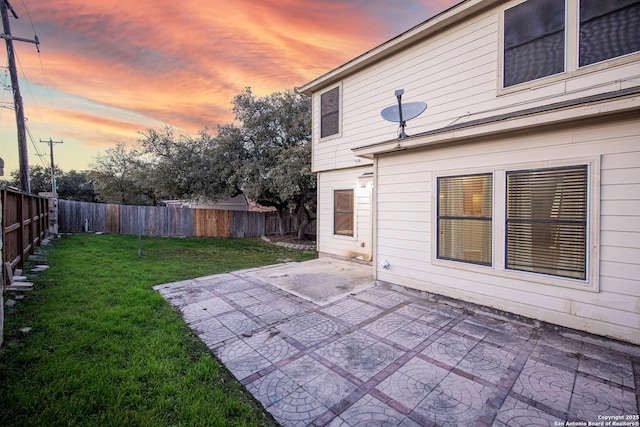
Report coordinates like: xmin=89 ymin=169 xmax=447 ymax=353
xmin=1 ymin=0 xmax=40 ymax=192
xmin=40 ymin=137 xmax=62 ymax=192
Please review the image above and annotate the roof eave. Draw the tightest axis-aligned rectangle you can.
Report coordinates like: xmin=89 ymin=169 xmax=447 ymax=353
xmin=352 ymin=89 xmax=640 ymax=158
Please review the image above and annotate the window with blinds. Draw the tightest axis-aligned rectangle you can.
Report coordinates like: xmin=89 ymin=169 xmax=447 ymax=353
xmin=503 ymin=0 xmax=566 ymax=87
xmin=437 ymin=174 xmax=493 ymax=265
xmin=321 ymin=87 xmax=340 ymax=138
xmin=334 ymin=189 xmax=354 ymax=236
xmin=506 ymin=165 xmax=588 ymax=280
xmin=579 ymin=0 xmax=640 ymax=67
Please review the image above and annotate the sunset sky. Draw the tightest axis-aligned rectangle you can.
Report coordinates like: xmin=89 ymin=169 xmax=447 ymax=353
xmin=1 ymin=0 xmax=460 ymax=174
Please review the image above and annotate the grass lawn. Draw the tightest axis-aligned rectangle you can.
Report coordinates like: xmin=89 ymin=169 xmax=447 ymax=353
xmin=0 ymin=233 xmax=317 ymax=426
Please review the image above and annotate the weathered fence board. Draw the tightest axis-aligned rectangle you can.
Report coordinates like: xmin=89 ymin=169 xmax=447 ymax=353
xmin=57 ymin=200 xmax=315 ymax=239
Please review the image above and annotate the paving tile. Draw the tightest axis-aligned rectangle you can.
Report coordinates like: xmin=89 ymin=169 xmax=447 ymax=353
xmin=265 ymin=386 xmax=328 ymax=427
xmin=457 ymin=342 xmax=518 ymax=384
xmin=197 ymin=326 xmax=236 ymax=348
xmin=221 ymin=349 xmax=272 ymax=381
xmin=246 ymin=368 xmax=299 ymax=408
xmin=327 ymin=394 xmax=422 ymax=427
xmin=452 ymin=320 xmax=491 ymax=339
xmin=531 ymin=343 xmax=581 ymax=370
xmin=385 ymin=321 xmax=437 ymax=350
xmin=179 ymin=302 xmax=214 ymax=324
xmin=246 ymin=331 xmax=299 ymax=364
xmin=414 ymin=371 xmax=496 ymax=427
xmin=355 ymin=288 xmax=411 ymax=309
xmin=512 ymin=359 xmax=575 ymax=413
xmin=216 ymin=311 xmax=260 ymax=336
xmin=302 ymin=370 xmax=359 ymax=408
xmin=362 ymin=312 xmax=412 ymax=338
xmin=195 ymin=296 xmax=235 ymax=316
xmin=578 ymin=355 xmax=635 ymax=388
xmin=376 ymin=357 xmax=450 ymax=409
xmin=537 ymin=332 xmax=583 ymax=353
xmin=314 ymin=332 xmax=378 ymax=365
xmin=422 ymin=334 xmax=479 ymax=367
xmin=334 ymin=340 xmax=404 ymax=381
xmin=323 ymin=299 xmax=367 ymax=317
xmin=492 ymin=395 xmax=565 ymax=427
xmin=483 ymin=329 xmax=527 ymax=351
xmin=569 ymin=375 xmax=638 ymax=421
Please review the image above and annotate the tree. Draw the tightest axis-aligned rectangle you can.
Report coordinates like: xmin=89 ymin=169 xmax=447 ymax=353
xmin=57 ymin=170 xmax=97 ymax=202
xmin=231 ymin=88 xmax=315 ymax=237
xmin=5 ymin=164 xmax=58 ymax=193
xmin=90 ymin=143 xmax=150 ymax=205
xmin=139 ymin=126 xmax=242 ymax=202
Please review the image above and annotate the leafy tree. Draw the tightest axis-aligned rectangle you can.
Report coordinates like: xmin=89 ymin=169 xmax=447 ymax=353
xmin=231 ymin=88 xmax=315 ymax=237
xmin=139 ymin=126 xmax=240 ymax=202
xmin=57 ymin=170 xmax=97 ymax=202
xmin=90 ymin=143 xmax=151 ymax=205
xmin=5 ymin=165 xmax=58 ymax=193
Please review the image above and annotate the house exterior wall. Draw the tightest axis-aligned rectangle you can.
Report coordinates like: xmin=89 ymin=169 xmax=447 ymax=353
xmin=374 ymin=115 xmax=639 ymax=344
xmin=317 ymin=166 xmax=373 ymax=261
xmin=309 ymin=1 xmax=640 ymax=172
xmin=302 ymin=0 xmax=640 ymax=343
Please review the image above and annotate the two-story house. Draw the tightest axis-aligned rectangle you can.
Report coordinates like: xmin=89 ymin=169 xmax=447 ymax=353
xmin=300 ymin=0 xmax=640 ymax=345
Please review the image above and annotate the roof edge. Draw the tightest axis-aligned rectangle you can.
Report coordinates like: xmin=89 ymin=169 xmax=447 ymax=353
xmin=351 ymin=87 xmax=640 ymax=157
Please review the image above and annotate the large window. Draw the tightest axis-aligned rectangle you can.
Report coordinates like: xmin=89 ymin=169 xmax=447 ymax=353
xmin=506 ymin=165 xmax=588 ymax=280
xmin=503 ymin=0 xmax=640 ymax=88
xmin=579 ymin=0 xmax=640 ymax=67
xmin=437 ymin=174 xmax=493 ymax=265
xmin=320 ymin=87 xmax=340 ymax=138
xmin=334 ymin=189 xmax=354 ymax=236
xmin=503 ymin=0 xmax=566 ymax=87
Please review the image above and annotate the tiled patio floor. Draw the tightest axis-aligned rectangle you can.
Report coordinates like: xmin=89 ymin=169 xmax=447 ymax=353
xmin=154 ymin=266 xmax=640 ymax=427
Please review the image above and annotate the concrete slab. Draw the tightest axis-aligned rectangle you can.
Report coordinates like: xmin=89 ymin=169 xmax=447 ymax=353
xmin=154 ymin=259 xmax=640 ymax=427
xmin=246 ymin=257 xmax=374 ymax=305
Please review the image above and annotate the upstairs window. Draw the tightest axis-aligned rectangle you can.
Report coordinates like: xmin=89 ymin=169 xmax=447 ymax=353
xmin=437 ymin=174 xmax=493 ymax=266
xmin=503 ymin=0 xmax=566 ymax=87
xmin=506 ymin=165 xmax=588 ymax=280
xmin=579 ymin=0 xmax=640 ymax=66
xmin=320 ymin=86 xmax=340 ymax=138
xmin=334 ymin=189 xmax=354 ymax=236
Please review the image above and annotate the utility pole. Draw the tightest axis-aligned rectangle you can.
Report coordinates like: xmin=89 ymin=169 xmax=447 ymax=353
xmin=40 ymin=138 xmax=63 ymax=193
xmin=1 ymin=0 xmax=39 ymax=193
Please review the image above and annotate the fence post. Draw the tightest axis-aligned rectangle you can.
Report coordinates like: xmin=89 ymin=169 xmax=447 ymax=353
xmin=40 ymin=192 xmax=59 ymax=235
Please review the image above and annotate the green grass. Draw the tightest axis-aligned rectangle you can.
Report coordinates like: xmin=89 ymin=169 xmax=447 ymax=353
xmin=0 ymin=233 xmax=317 ymax=426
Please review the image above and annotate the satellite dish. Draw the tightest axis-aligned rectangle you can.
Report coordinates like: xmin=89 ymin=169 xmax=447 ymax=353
xmin=380 ymin=89 xmax=427 ymax=139
xmin=381 ymin=102 xmax=427 ymax=123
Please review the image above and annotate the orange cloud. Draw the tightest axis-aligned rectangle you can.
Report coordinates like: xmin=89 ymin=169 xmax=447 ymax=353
xmin=2 ymin=0 xmax=460 ymax=171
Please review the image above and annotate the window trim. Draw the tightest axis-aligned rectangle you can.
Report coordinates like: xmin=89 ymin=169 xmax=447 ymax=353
xmin=498 ymin=0 xmax=640 ymax=94
xmin=505 ymin=165 xmax=588 ymax=280
xmin=431 ymin=157 xmax=600 ymax=292
xmin=319 ymin=84 xmax=342 ymax=141
xmin=333 ymin=188 xmax=355 ymax=237
xmin=436 ymin=173 xmax=494 ymax=266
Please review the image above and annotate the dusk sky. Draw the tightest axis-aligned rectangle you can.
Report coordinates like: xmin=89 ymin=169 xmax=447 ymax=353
xmin=1 ymin=0 xmax=460 ymax=173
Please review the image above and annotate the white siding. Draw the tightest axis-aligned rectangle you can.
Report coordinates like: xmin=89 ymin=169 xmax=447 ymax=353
xmin=311 ymin=3 xmax=640 ymax=173
xmin=375 ymin=117 xmax=640 ymax=344
xmin=317 ymin=166 xmax=373 ymax=260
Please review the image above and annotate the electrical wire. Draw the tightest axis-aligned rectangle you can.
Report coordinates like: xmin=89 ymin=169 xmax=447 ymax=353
xmin=20 ymin=0 xmax=53 ymax=109
xmin=25 ymin=120 xmax=48 ymax=168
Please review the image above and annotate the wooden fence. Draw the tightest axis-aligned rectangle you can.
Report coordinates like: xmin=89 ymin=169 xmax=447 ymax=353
xmin=58 ymin=200 xmax=315 ymax=238
xmin=2 ymin=187 xmax=49 ymax=288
